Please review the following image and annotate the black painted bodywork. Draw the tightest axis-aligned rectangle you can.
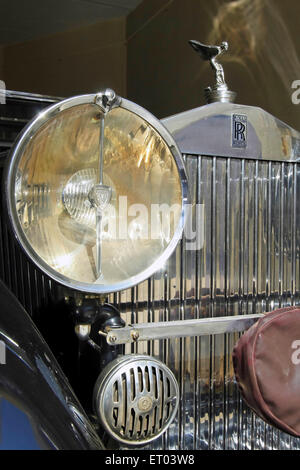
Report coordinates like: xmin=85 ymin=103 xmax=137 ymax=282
xmin=0 ymin=94 xmax=114 ymax=449
xmin=0 ymin=278 xmax=104 ymax=450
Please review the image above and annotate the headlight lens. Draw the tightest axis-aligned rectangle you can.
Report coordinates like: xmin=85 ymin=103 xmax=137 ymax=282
xmin=6 ymin=91 xmax=187 ymax=293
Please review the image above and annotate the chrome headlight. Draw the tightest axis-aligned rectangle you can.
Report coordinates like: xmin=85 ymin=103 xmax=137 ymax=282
xmin=6 ymin=89 xmax=188 ymax=293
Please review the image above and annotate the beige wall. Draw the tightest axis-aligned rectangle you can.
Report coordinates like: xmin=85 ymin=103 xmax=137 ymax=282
xmin=3 ymin=17 xmax=126 ymax=98
xmin=127 ymin=0 xmax=300 ymax=130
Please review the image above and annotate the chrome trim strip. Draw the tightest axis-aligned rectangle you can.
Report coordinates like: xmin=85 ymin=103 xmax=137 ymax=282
xmin=105 ymin=314 xmax=264 ymax=345
xmin=2 ymin=89 xmax=62 ymax=103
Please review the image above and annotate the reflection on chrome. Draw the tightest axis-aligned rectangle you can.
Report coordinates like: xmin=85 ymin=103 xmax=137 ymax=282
xmin=207 ymin=0 xmax=300 ymax=95
xmin=13 ymin=103 xmax=183 ymax=289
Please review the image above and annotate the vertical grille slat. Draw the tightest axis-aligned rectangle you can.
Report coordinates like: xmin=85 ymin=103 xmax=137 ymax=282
xmin=295 ymin=165 xmax=300 ymax=307
xmin=292 ymin=165 xmax=297 ymax=303
xmin=279 ymin=163 xmax=284 ymax=301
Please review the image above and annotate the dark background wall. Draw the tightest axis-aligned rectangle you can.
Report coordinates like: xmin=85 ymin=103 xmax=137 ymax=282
xmin=0 ymin=47 xmax=3 ymax=79
xmin=2 ymin=17 xmax=127 ymax=98
xmin=0 ymin=0 xmax=299 ymax=130
xmin=127 ymin=0 xmax=300 ymax=130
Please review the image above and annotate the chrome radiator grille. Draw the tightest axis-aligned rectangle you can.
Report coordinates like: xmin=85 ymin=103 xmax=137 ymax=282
xmin=1 ymin=154 xmax=300 ymax=449
xmin=109 ymin=155 xmax=300 ymax=450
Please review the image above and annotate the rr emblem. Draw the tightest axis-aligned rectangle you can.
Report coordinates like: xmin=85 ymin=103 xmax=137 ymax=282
xmin=232 ymin=114 xmax=247 ymax=148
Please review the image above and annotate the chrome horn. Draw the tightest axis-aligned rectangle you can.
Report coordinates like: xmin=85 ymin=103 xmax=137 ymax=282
xmin=93 ymin=355 xmax=179 ymax=446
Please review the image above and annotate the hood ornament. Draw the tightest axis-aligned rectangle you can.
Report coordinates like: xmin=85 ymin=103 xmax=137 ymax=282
xmin=189 ymin=40 xmax=236 ymax=104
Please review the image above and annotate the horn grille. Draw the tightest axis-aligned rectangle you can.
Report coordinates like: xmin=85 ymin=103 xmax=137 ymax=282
xmin=93 ymin=355 xmax=179 ymax=445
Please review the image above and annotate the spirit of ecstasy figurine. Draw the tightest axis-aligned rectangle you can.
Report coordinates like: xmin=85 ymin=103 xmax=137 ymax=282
xmin=189 ymin=39 xmax=236 ymax=103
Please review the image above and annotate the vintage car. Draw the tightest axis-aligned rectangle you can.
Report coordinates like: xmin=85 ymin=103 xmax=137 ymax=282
xmin=0 ymin=41 xmax=300 ymax=450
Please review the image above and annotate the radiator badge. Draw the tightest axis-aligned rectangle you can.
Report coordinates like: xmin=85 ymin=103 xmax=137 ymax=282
xmin=232 ymin=114 xmax=247 ymax=148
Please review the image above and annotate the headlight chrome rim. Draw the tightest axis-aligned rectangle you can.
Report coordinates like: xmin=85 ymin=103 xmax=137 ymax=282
xmin=5 ymin=92 xmax=189 ymax=294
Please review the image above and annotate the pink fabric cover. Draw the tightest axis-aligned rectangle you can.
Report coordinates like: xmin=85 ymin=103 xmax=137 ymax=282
xmin=233 ymin=307 xmax=300 ymax=437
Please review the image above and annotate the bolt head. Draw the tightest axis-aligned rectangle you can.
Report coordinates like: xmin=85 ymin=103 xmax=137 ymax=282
xmin=131 ymin=330 xmax=139 ymax=341
xmin=109 ymin=335 xmax=117 ymax=343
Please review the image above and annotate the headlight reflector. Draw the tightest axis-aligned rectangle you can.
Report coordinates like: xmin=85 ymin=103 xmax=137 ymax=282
xmin=6 ymin=91 xmax=188 ymax=293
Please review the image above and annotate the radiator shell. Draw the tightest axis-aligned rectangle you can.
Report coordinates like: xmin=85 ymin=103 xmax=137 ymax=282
xmin=1 ymin=98 xmax=300 ymax=449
